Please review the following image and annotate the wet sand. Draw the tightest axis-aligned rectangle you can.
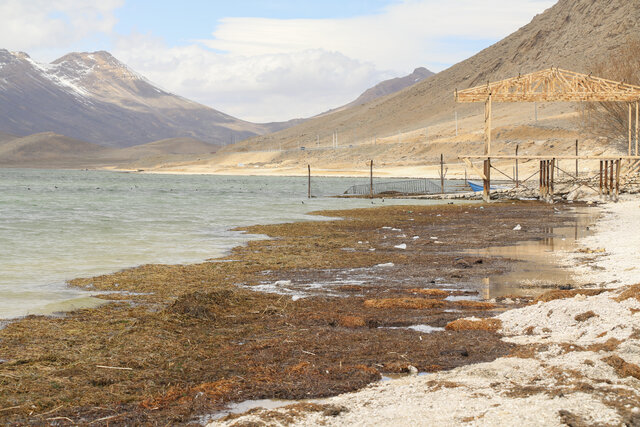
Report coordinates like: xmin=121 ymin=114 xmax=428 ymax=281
xmin=0 ymin=201 xmax=589 ymax=425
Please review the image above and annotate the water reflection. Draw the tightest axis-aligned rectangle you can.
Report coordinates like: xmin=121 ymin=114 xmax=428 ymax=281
xmin=469 ymin=209 xmax=597 ymax=299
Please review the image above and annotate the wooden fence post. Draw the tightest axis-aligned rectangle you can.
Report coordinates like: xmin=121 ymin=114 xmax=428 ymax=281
xmin=599 ymin=161 xmax=603 ymax=197
xmin=515 ymin=145 xmax=519 ymax=188
xmin=483 ymin=159 xmax=491 ymax=202
xmin=440 ymin=154 xmax=444 ymax=194
xmin=308 ymin=164 xmax=311 ymax=199
xmin=370 ymin=160 xmax=374 ymax=199
xmin=575 ymin=140 xmax=579 ymax=176
xmin=616 ymin=159 xmax=621 ymax=200
xmin=550 ymin=158 xmax=555 ymax=197
xmin=610 ymin=160 xmax=614 ymax=199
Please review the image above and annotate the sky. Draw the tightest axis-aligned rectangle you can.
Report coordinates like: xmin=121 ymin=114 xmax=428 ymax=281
xmin=0 ymin=0 xmax=556 ymax=122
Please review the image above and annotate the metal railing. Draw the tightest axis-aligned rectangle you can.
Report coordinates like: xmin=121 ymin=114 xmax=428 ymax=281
xmin=343 ymin=179 xmax=442 ymax=196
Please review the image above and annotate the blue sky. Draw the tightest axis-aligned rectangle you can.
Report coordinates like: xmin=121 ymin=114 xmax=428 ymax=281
xmin=1 ymin=0 xmax=556 ymax=121
xmin=115 ymin=0 xmax=397 ymax=44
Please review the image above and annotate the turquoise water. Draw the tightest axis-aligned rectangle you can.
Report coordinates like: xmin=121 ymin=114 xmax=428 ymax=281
xmin=0 ymin=169 xmax=454 ymax=319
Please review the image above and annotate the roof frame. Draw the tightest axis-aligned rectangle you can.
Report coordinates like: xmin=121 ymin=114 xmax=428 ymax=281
xmin=455 ymin=68 xmax=640 ymax=103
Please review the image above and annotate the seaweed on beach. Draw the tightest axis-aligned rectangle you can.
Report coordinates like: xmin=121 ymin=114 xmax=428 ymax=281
xmin=0 ymin=201 xmax=581 ymax=425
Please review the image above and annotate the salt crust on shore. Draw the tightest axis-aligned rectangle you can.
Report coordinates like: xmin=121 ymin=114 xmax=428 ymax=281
xmin=565 ymin=197 xmax=640 ymax=288
xmin=210 ymin=197 xmax=640 ymax=427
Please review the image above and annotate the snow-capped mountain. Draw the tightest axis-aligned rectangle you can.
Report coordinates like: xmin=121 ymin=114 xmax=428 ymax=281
xmin=0 ymin=50 xmax=286 ymax=147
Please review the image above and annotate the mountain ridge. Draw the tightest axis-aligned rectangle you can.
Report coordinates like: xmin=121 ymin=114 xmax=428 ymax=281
xmin=0 ymin=50 xmax=299 ymax=148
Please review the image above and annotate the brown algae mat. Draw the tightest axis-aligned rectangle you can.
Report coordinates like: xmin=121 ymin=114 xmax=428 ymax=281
xmin=0 ymin=201 xmax=587 ymax=425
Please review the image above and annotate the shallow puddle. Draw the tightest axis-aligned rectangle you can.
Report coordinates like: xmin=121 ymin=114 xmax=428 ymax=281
xmin=467 ymin=208 xmax=597 ymax=298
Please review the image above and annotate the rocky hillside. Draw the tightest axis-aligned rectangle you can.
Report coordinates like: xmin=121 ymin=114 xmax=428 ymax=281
xmin=344 ymin=67 xmax=434 ymax=108
xmin=0 ymin=50 xmax=294 ymax=148
xmin=233 ymin=0 xmax=640 ymax=151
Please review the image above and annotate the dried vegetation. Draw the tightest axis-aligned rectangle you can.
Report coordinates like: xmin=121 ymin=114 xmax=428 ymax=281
xmin=0 ymin=202 xmax=579 ymax=424
xmin=579 ymin=37 xmax=640 ymax=145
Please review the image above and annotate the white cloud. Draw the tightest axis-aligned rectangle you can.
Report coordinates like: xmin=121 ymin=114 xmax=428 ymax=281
xmin=203 ymin=0 xmax=556 ymax=71
xmin=114 ymin=33 xmax=390 ymax=122
xmin=0 ymin=0 xmax=122 ymax=54
xmin=115 ymin=0 xmax=554 ymax=122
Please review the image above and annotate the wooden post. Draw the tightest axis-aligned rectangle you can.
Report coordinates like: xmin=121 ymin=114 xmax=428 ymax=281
xmin=539 ymin=160 xmax=544 ymax=196
xmin=369 ymin=160 xmax=373 ymax=199
xmin=515 ymin=145 xmax=519 ymax=188
xmin=440 ymin=154 xmax=444 ymax=194
xmin=616 ymin=159 xmax=621 ymax=200
xmin=575 ymin=140 xmax=579 ymax=176
xmin=545 ymin=160 xmax=550 ymax=197
xmin=604 ymin=160 xmax=609 ymax=197
xmin=484 ymin=94 xmax=492 ymax=155
xmin=610 ymin=160 xmax=614 ymax=199
xmin=483 ymin=158 xmax=491 ymax=202
xmin=550 ymin=158 xmax=555 ymax=197
xmin=308 ymin=164 xmax=311 ymax=199
xmin=636 ymin=101 xmax=640 ymax=156
xmin=630 ymin=104 xmax=633 ymax=156
xmin=599 ymin=160 xmax=603 ymax=197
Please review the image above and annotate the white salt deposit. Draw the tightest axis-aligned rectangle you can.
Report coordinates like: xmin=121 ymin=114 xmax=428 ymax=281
xmin=562 ymin=198 xmax=640 ymax=288
xmin=376 ymin=263 xmax=394 ymax=268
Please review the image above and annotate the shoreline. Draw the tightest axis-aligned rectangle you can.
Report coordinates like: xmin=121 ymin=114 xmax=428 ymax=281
xmin=213 ymin=196 xmax=640 ymax=427
xmin=0 ymin=200 xmax=611 ymax=425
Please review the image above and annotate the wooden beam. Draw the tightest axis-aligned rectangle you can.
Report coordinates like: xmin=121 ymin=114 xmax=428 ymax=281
xmin=550 ymin=158 xmax=555 ymax=197
xmin=463 ymin=158 xmax=487 ymax=180
xmin=616 ymin=159 xmax=621 ymax=200
xmin=484 ymin=94 xmax=492 ymax=155
xmin=483 ymin=159 xmax=491 ymax=202
xmin=636 ymin=101 xmax=640 ymax=156
xmin=630 ymin=103 xmax=633 ymax=157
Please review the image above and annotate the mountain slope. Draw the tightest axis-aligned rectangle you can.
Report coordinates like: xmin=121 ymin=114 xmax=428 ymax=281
xmin=345 ymin=67 xmax=434 ymax=108
xmin=0 ymin=50 xmax=288 ymax=148
xmin=0 ymin=132 xmax=109 ymax=165
xmin=233 ymin=0 xmax=640 ymax=151
xmin=0 ymin=131 xmax=17 ymax=143
xmin=112 ymin=137 xmax=217 ymax=158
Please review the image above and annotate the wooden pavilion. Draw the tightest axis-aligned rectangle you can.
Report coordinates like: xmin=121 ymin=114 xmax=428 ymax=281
xmin=455 ymin=68 xmax=640 ymax=201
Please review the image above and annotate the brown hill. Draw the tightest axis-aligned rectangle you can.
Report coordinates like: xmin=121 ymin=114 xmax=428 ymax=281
xmin=229 ymin=0 xmax=639 ymax=152
xmin=112 ymin=137 xmax=217 ymax=158
xmin=0 ymin=133 xmax=223 ymax=168
xmin=0 ymin=131 xmax=17 ymax=144
xmin=0 ymin=132 xmax=110 ymax=166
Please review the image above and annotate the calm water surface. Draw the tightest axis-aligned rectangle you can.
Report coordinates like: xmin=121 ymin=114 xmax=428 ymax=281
xmin=0 ymin=169 xmax=453 ymax=319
